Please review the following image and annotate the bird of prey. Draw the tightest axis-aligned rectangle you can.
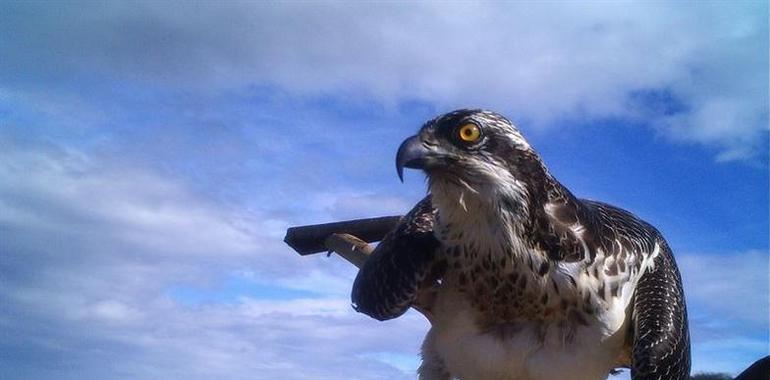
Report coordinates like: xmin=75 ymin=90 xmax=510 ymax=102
xmin=351 ymin=109 xmax=690 ymax=380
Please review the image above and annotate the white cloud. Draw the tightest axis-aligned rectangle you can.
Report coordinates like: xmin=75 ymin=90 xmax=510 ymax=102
xmin=0 ymin=3 xmax=766 ymax=378
xmin=678 ymin=250 xmax=769 ymax=375
xmin=308 ymin=190 xmax=413 ymax=220
xmin=0 ymin=139 xmax=765 ymax=379
xmin=679 ymin=250 xmax=768 ymax=326
xmin=0 ymin=141 xmax=428 ymax=379
xmin=1 ymin=1 xmax=766 ymax=159
xmin=87 ymin=300 xmax=144 ymax=323
xmin=270 ymin=269 xmax=360 ymax=298
xmin=0 ymin=148 xmax=257 ymax=258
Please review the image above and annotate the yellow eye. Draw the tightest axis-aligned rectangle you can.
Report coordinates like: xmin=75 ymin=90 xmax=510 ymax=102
xmin=458 ymin=124 xmax=481 ymax=142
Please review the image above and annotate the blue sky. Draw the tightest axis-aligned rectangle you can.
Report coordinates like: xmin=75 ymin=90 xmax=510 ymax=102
xmin=0 ymin=1 xmax=767 ymax=379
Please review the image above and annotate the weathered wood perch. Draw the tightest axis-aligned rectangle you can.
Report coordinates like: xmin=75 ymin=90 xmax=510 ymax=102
xmin=284 ymin=216 xmax=437 ymax=322
xmin=284 ymin=216 xmax=401 ymax=255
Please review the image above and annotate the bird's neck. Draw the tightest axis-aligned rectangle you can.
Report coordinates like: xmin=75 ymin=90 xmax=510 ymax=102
xmin=430 ymin=166 xmax=586 ymax=258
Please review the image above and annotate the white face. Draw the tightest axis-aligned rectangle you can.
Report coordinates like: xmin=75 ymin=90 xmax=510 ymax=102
xmin=414 ymin=111 xmax=533 ymax=181
xmin=399 ymin=109 xmax=542 ymax=226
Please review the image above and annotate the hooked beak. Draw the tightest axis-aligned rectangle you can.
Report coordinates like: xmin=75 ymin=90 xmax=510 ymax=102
xmin=395 ymin=135 xmax=431 ymax=182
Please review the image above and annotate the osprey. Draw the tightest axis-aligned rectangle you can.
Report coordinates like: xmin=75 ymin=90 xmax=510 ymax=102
xmin=351 ymin=110 xmax=690 ymax=380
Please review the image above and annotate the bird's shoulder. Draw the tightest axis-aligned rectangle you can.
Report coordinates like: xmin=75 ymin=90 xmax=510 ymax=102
xmin=578 ymin=199 xmax=664 ymax=258
xmin=374 ymin=195 xmax=438 ymax=254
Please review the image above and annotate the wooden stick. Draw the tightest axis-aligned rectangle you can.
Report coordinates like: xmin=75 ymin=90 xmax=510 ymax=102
xmin=284 ymin=216 xmax=402 ymax=255
xmin=323 ymin=233 xmax=372 ymax=268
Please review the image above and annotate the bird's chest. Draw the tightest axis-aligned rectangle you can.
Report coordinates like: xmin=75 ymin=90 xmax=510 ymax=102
xmin=442 ymin=244 xmax=553 ymax=323
xmin=431 ymin=224 xmax=629 ymax=379
xmin=437 ymin=223 xmax=584 ymax=326
xmin=429 ymin=288 xmax=627 ymax=380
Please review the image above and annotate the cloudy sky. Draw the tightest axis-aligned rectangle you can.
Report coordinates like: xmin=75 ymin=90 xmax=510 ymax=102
xmin=0 ymin=1 xmax=767 ymax=379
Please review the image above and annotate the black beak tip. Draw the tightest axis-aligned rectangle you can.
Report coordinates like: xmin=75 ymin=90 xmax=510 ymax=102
xmin=395 ymin=135 xmax=427 ymax=183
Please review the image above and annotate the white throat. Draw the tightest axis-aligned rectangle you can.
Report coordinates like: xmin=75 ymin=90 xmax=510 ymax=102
xmin=429 ymin=171 xmax=531 ymax=258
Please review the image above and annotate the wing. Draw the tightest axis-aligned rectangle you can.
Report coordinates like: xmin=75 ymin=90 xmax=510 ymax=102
xmin=631 ymin=239 xmax=691 ymax=380
xmin=351 ymin=196 xmax=443 ymax=321
xmin=578 ymin=200 xmax=690 ymax=379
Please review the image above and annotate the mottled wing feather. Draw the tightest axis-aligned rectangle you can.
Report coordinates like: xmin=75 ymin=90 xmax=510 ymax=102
xmin=631 ymin=239 xmax=691 ymax=380
xmin=580 ymin=201 xmax=690 ymax=379
xmin=588 ymin=200 xmax=660 ymax=259
xmin=351 ymin=196 xmax=442 ymax=321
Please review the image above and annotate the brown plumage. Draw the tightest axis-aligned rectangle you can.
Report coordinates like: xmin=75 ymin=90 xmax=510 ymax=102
xmin=352 ymin=109 xmax=690 ymax=380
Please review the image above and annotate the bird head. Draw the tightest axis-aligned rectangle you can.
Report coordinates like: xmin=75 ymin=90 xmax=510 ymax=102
xmin=396 ymin=110 xmax=546 ymax=208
